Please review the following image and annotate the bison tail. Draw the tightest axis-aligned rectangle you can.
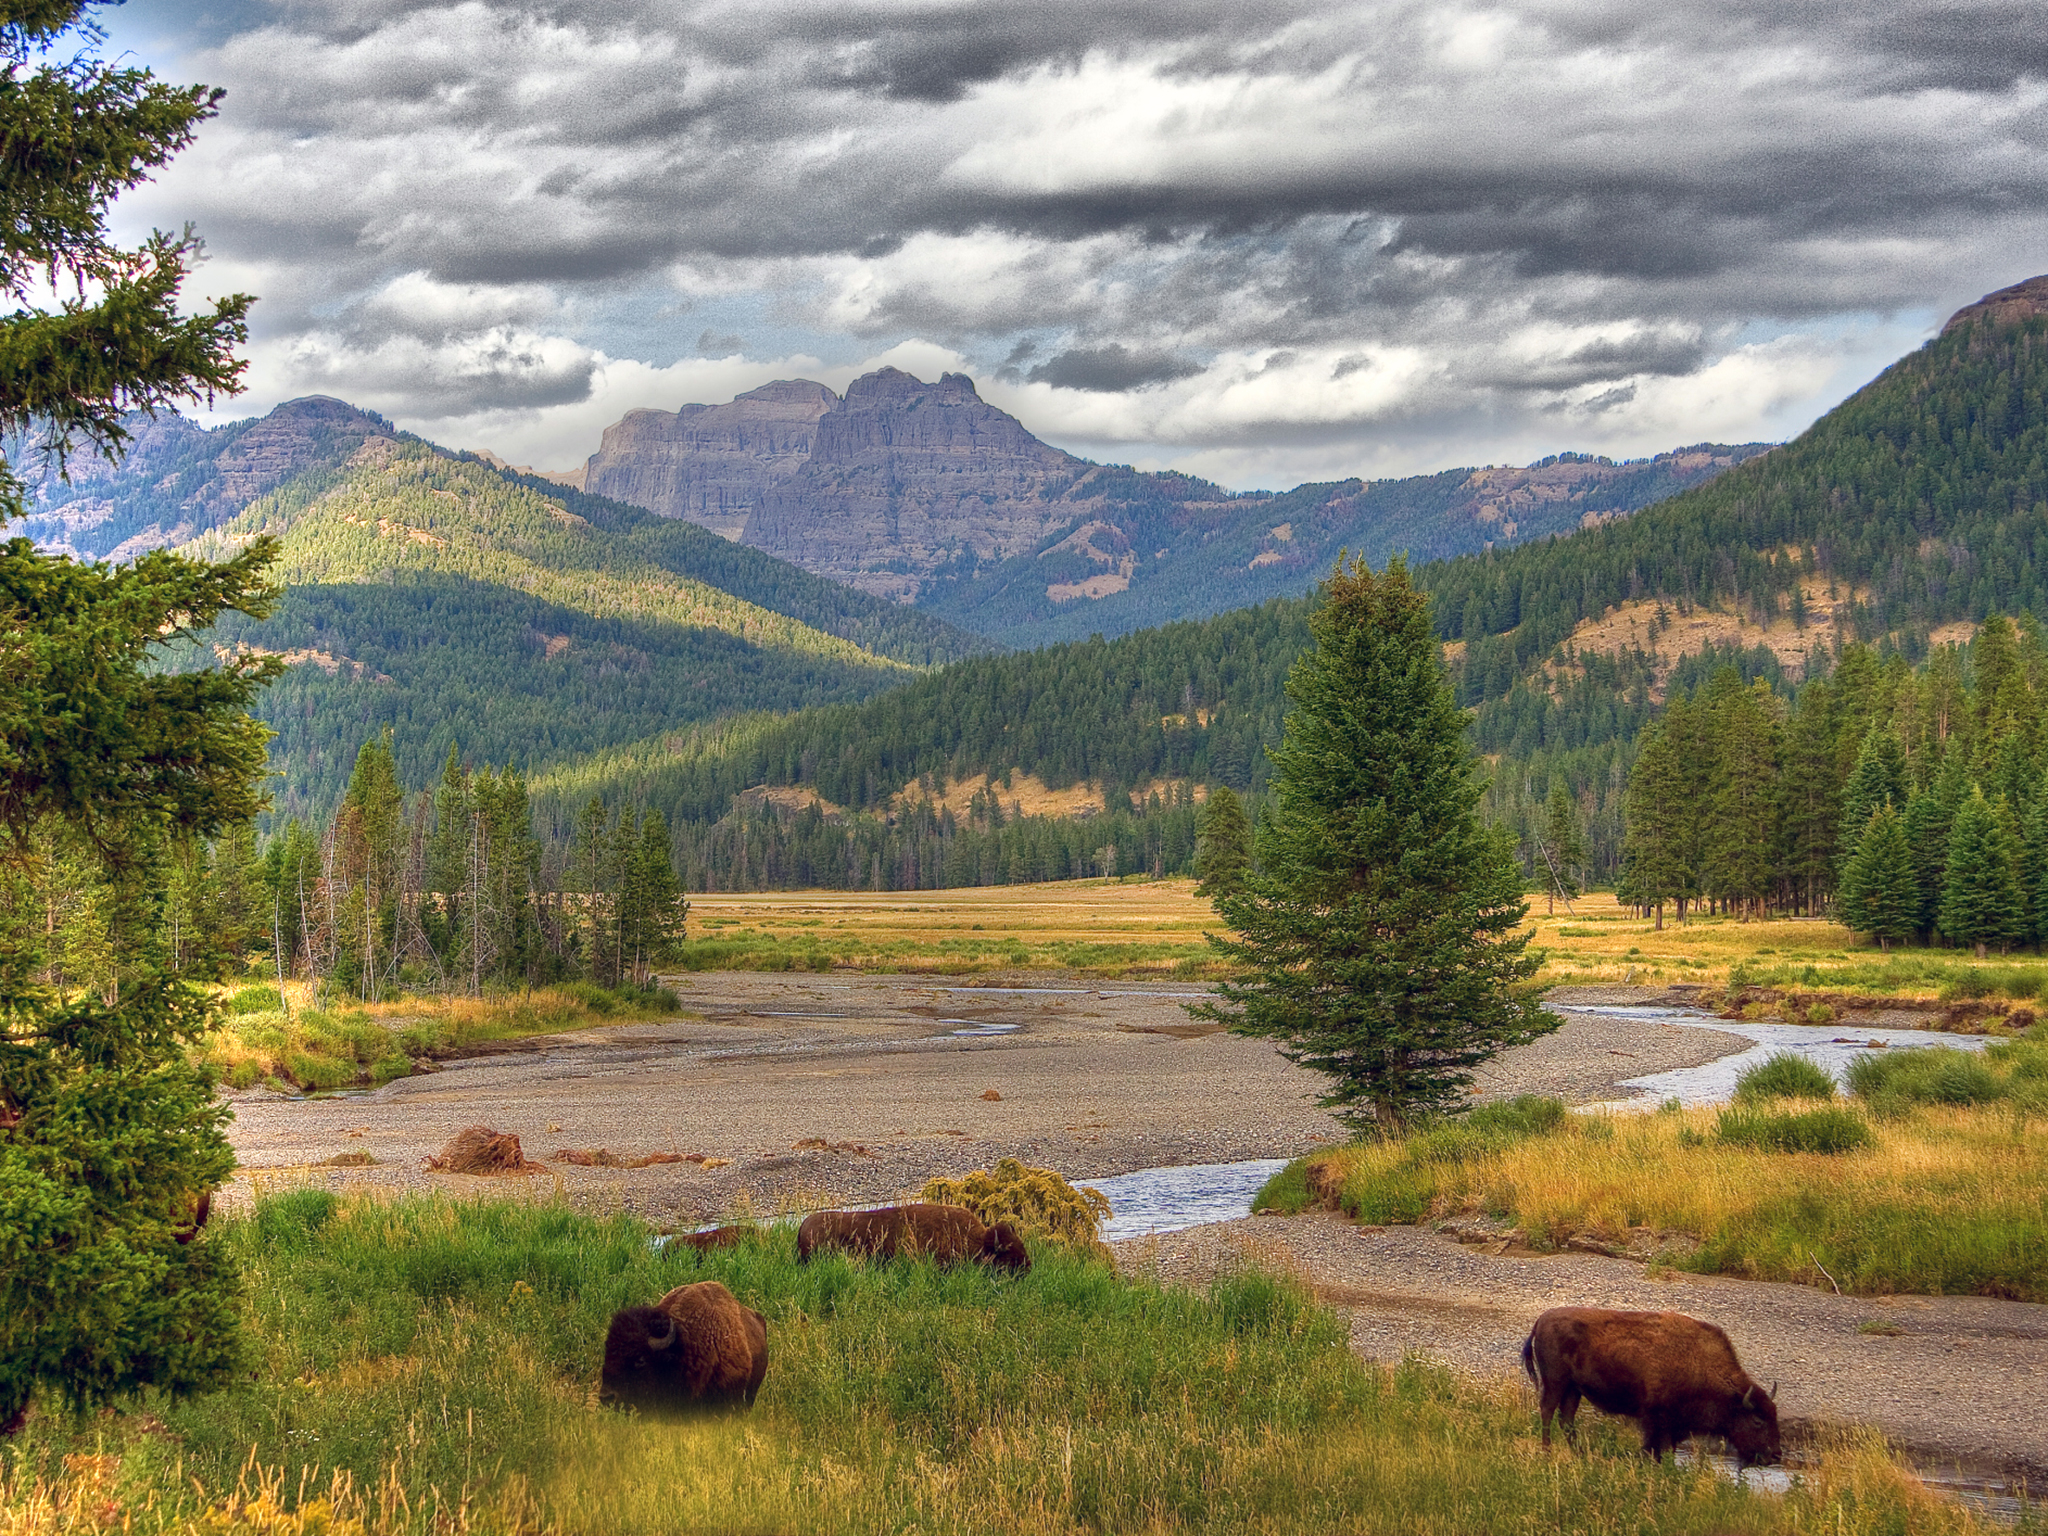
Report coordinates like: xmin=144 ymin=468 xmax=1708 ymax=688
xmin=1520 ymin=1331 xmax=1539 ymax=1389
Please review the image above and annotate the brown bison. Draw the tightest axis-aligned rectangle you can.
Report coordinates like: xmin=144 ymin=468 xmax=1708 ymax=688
xmin=672 ymin=1224 xmax=750 ymax=1252
xmin=1522 ymin=1307 xmax=1781 ymax=1465
xmin=599 ymin=1281 xmax=768 ymax=1414
xmin=796 ymin=1203 xmax=1031 ymax=1273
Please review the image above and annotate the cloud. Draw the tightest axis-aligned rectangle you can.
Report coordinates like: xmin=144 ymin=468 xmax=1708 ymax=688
xmin=1027 ymin=344 xmax=1205 ymax=392
xmin=98 ymin=0 xmax=2048 ymax=486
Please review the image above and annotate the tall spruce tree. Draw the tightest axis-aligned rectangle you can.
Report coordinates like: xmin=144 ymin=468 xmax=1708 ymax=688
xmin=1938 ymin=789 xmax=2024 ymax=958
xmin=1837 ymin=805 xmax=1918 ymax=950
xmin=1192 ymin=784 xmax=1253 ymax=901
xmin=1836 ymin=725 xmax=1908 ymax=874
xmin=1193 ymin=557 xmax=1551 ymax=1131
xmin=0 ymin=0 xmax=264 ymax=1435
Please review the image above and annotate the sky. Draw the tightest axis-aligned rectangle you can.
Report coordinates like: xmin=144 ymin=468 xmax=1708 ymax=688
xmin=98 ymin=0 xmax=2048 ymax=489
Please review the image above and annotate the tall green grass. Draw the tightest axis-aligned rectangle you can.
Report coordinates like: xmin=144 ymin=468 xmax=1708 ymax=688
xmin=1 ymin=1192 xmax=2005 ymax=1534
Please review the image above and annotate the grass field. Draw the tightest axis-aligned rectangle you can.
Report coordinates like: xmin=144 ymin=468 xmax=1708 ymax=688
xmin=1263 ymin=1033 xmax=2048 ymax=1300
xmin=0 ymin=1191 xmax=2013 ymax=1536
xmin=674 ymin=879 xmax=1223 ymax=978
xmin=676 ymin=881 xmax=2048 ymax=1008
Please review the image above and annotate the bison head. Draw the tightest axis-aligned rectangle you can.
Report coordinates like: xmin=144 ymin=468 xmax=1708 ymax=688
xmin=980 ymin=1221 xmax=1031 ymax=1274
xmin=1727 ymin=1381 xmax=1782 ymax=1466
xmin=599 ymin=1305 xmax=692 ymax=1413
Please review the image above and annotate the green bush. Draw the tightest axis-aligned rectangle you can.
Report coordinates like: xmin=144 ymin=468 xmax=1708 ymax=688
xmin=1465 ymin=1095 xmax=1568 ymax=1136
xmin=226 ymin=985 xmax=283 ymax=1015
xmin=1732 ymin=1052 xmax=1837 ymax=1103
xmin=1714 ymin=1106 xmax=1875 ymax=1154
xmin=1846 ymin=1046 xmax=2004 ymax=1105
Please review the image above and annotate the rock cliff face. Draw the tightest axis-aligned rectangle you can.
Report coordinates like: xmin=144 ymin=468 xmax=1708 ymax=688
xmin=742 ymin=370 xmax=1082 ymax=600
xmin=1943 ymin=274 xmax=2048 ymax=334
xmin=581 ymin=379 xmax=837 ymax=540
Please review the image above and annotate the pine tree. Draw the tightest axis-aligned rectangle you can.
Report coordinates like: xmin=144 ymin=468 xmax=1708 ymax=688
xmin=1907 ymin=752 xmax=1971 ymax=937
xmin=1774 ymin=680 xmax=1841 ymax=915
xmin=1193 ymin=557 xmax=1551 ymax=1131
xmin=0 ymin=0 xmax=263 ymax=1436
xmin=1536 ymin=782 xmax=1586 ymax=914
xmin=2024 ymin=784 xmax=2048 ymax=947
xmin=1192 ymin=785 xmax=1253 ymax=901
xmin=1837 ymin=805 xmax=1918 ymax=950
xmin=1705 ymin=678 xmax=1780 ymax=916
xmin=1620 ymin=712 xmax=1690 ymax=927
xmin=622 ymin=810 xmax=687 ymax=981
xmin=1939 ymin=789 xmax=2024 ymax=958
xmin=1836 ymin=725 xmax=1907 ymax=874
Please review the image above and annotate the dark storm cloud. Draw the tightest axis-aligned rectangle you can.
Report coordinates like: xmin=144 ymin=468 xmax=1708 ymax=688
xmin=1027 ymin=345 xmax=1205 ymax=392
xmin=128 ymin=0 xmax=2048 ymax=465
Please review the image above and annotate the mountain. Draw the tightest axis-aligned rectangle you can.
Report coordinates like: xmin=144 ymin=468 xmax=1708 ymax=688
xmin=574 ymin=367 xmax=1766 ymax=639
xmin=153 ymin=430 xmax=986 ymax=822
xmin=17 ymin=396 xmax=388 ymax=561
xmin=913 ymin=443 xmax=1769 ymax=648
xmin=531 ymin=274 xmax=2048 ymax=894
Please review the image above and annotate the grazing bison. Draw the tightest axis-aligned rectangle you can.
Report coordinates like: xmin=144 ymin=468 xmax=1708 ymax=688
xmin=600 ymin=1281 xmax=768 ymax=1414
xmin=672 ymin=1224 xmax=750 ymax=1252
xmin=1522 ymin=1307 xmax=1781 ymax=1465
xmin=796 ymin=1203 xmax=1031 ymax=1273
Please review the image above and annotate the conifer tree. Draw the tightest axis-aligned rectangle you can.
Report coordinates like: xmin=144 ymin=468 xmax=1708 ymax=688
xmin=1536 ymin=782 xmax=1586 ymax=914
xmin=1705 ymin=677 xmax=1780 ymax=915
xmin=0 ymin=0 xmax=264 ymax=1435
xmin=1939 ymin=789 xmax=2024 ymax=958
xmin=1192 ymin=784 xmax=1253 ymax=901
xmin=1837 ymin=805 xmax=1918 ymax=950
xmin=622 ymin=811 xmax=686 ymax=981
xmin=1774 ymin=680 xmax=1841 ymax=915
xmin=1193 ymin=557 xmax=1551 ymax=1131
xmin=1907 ymin=752 xmax=1972 ymax=936
xmin=1836 ymin=725 xmax=1907 ymax=873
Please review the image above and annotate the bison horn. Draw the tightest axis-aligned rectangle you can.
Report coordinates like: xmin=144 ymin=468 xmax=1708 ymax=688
xmin=1769 ymin=1380 xmax=1778 ymax=1401
xmin=646 ymin=1315 xmax=675 ymax=1350
xmin=1741 ymin=1385 xmax=1754 ymax=1409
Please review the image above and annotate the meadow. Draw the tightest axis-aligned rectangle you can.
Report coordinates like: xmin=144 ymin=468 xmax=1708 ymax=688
xmin=1261 ymin=1032 xmax=2048 ymax=1301
xmin=0 ymin=1191 xmax=2014 ymax=1536
xmin=676 ymin=880 xmax=2048 ymax=1010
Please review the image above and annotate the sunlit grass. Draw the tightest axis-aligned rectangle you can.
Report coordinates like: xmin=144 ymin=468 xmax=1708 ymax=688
xmin=1279 ymin=1081 xmax=2048 ymax=1299
xmin=0 ymin=1192 xmax=2012 ymax=1535
xmin=199 ymin=980 xmax=681 ymax=1091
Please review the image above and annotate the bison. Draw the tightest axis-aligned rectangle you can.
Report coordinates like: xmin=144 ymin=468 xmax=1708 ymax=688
xmin=672 ymin=1224 xmax=750 ymax=1252
xmin=599 ymin=1281 xmax=768 ymax=1415
xmin=796 ymin=1203 xmax=1032 ymax=1273
xmin=1521 ymin=1306 xmax=1781 ymax=1466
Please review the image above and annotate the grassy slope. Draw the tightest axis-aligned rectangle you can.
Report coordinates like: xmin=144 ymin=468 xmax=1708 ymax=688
xmin=192 ymin=442 xmax=906 ymax=672
xmin=0 ymin=1191 xmax=1997 ymax=1535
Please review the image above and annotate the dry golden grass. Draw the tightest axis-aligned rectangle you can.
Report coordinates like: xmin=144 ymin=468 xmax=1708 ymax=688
xmin=1303 ymin=1098 xmax=2048 ymax=1298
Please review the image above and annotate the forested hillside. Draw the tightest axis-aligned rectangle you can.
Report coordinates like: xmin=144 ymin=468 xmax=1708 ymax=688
xmin=1432 ymin=298 xmax=2048 ymax=704
xmin=184 ymin=440 xmax=980 ymax=820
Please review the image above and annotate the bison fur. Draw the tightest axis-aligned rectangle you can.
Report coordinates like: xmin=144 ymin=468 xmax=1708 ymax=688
xmin=796 ymin=1203 xmax=1031 ymax=1273
xmin=1521 ymin=1306 xmax=1780 ymax=1465
xmin=600 ymin=1281 xmax=768 ymax=1415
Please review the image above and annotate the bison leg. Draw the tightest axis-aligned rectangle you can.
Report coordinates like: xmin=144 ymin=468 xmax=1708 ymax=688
xmin=1541 ymin=1386 xmax=1581 ymax=1448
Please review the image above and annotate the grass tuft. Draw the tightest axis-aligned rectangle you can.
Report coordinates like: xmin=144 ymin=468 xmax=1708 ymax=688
xmin=1713 ymin=1104 xmax=1874 ymax=1154
xmin=1733 ymin=1052 xmax=1838 ymax=1103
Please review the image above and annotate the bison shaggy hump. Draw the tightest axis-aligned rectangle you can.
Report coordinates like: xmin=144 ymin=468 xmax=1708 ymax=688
xmin=796 ymin=1203 xmax=1031 ymax=1273
xmin=600 ymin=1281 xmax=768 ymax=1415
xmin=1522 ymin=1306 xmax=1780 ymax=1466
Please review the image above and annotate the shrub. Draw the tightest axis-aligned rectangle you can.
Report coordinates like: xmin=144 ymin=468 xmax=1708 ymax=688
xmin=922 ymin=1158 xmax=1111 ymax=1248
xmin=1804 ymin=1002 xmax=1836 ymax=1025
xmin=1846 ymin=1046 xmax=2005 ymax=1106
xmin=1714 ymin=1106 xmax=1875 ymax=1154
xmin=226 ymin=985 xmax=283 ymax=1015
xmin=1732 ymin=1052 xmax=1837 ymax=1103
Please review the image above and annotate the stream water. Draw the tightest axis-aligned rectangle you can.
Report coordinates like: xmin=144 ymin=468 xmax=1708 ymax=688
xmin=1556 ymin=1004 xmax=1993 ymax=1107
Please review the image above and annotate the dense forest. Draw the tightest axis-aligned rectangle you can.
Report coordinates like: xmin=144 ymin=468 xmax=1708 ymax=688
xmin=1617 ymin=616 xmax=2048 ymax=954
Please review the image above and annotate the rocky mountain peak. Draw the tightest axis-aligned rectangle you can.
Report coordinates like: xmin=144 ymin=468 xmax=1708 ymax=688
xmin=1942 ymin=274 xmax=2048 ymax=334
